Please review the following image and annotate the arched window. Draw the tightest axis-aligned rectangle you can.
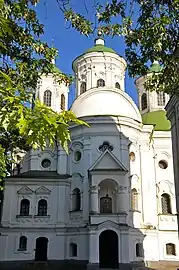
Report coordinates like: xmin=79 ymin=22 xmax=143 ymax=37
xmin=80 ymin=82 xmax=86 ymax=94
xmin=70 ymin=243 xmax=77 ymax=257
xmin=72 ymin=188 xmax=81 ymax=211
xmin=61 ymin=94 xmax=65 ymax=110
xmin=100 ymin=195 xmax=112 ymax=213
xmin=38 ymin=199 xmax=47 ymax=216
xmin=19 ymin=236 xmax=27 ymax=251
xmin=132 ymin=188 xmax=138 ymax=211
xmin=97 ymin=79 xmax=105 ymax=87
xmin=166 ymin=243 xmax=176 ymax=255
xmin=161 ymin=193 xmax=172 ymax=214
xmin=157 ymin=92 xmax=165 ymax=106
xmin=115 ymin=82 xmax=120 ymax=89
xmin=141 ymin=93 xmax=147 ymax=110
xmin=136 ymin=243 xmax=143 ymax=257
xmin=20 ymin=199 xmax=30 ymax=216
xmin=43 ymin=90 xmax=52 ymax=107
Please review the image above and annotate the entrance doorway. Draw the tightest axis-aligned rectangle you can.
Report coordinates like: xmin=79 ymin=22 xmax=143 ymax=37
xmin=99 ymin=230 xmax=118 ymax=269
xmin=35 ymin=237 xmax=48 ymax=261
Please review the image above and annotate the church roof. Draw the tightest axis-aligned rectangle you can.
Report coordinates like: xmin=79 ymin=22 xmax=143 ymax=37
xmin=148 ymin=61 xmax=163 ymax=73
xmin=85 ymin=44 xmax=117 ymax=54
xmin=142 ymin=110 xmax=171 ymax=131
xmin=72 ymin=37 xmax=119 ymax=71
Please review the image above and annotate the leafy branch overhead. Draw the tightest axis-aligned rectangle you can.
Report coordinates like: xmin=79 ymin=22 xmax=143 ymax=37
xmin=0 ymin=0 xmax=178 ymax=186
xmin=0 ymin=0 xmax=87 ymax=185
xmin=60 ymin=0 xmax=179 ymax=94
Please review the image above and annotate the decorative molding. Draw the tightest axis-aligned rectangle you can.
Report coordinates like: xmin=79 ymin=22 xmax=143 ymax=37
xmin=17 ymin=186 xmax=33 ymax=195
xmin=38 ymin=149 xmax=56 ymax=158
xmin=90 ymin=185 xmax=99 ymax=193
xmin=118 ymin=186 xmax=128 ymax=193
xmin=34 ymin=215 xmax=50 ymax=223
xmin=72 ymin=173 xmax=84 ymax=183
xmin=99 ymin=141 xmax=113 ymax=152
xmin=70 ymin=141 xmax=84 ymax=151
xmin=35 ymin=186 xmax=51 ymax=195
xmin=89 ymin=149 xmax=128 ymax=172
xmin=157 ymin=180 xmax=174 ymax=196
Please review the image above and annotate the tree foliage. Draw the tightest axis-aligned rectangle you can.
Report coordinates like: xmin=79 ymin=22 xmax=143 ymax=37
xmin=0 ymin=0 xmax=178 ymax=187
xmin=0 ymin=0 xmax=86 ymax=185
xmin=59 ymin=0 xmax=179 ymax=93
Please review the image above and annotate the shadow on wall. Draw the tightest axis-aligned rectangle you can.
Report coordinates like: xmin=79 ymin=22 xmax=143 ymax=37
xmin=82 ymin=115 xmax=148 ymax=269
xmin=0 ymin=115 xmax=160 ymax=270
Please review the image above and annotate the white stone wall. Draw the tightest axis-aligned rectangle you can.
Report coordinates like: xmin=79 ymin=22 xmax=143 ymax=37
xmin=0 ymin=231 xmax=89 ymax=261
xmin=136 ymin=75 xmax=170 ymax=114
xmin=73 ymin=51 xmax=126 ymax=96
xmin=166 ymin=95 xmax=179 ymax=234
xmin=0 ymin=41 xmax=179 ymax=264
xmin=37 ymin=74 xmax=69 ymax=112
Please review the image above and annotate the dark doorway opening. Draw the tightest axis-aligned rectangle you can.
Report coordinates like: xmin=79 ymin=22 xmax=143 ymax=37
xmin=35 ymin=237 xmax=48 ymax=261
xmin=99 ymin=230 xmax=118 ymax=269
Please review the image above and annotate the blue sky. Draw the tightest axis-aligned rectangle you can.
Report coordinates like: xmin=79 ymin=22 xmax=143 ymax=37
xmin=35 ymin=1 xmax=138 ymax=108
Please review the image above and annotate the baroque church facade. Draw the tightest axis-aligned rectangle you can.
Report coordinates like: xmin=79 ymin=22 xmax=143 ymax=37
xmin=0 ymin=37 xmax=179 ymax=268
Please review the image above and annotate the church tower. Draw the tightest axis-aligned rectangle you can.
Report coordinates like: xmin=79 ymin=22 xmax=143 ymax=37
xmin=36 ymin=60 xmax=69 ymax=112
xmin=135 ymin=61 xmax=171 ymax=131
xmin=72 ymin=34 xmax=126 ymax=97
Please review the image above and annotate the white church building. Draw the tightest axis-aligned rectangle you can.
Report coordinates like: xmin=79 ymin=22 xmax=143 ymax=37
xmin=0 ymin=36 xmax=179 ymax=269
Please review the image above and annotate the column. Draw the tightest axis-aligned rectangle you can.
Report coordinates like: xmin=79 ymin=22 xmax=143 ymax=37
xmin=57 ymin=146 xmax=67 ymax=175
xmin=89 ymin=232 xmax=99 ymax=264
xmin=90 ymin=186 xmax=99 ymax=213
xmin=117 ymin=186 xmax=129 ymax=213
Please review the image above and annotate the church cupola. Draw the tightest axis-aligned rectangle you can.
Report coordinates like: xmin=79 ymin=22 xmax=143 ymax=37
xmin=135 ymin=61 xmax=170 ymax=115
xmin=72 ymin=35 xmax=127 ymax=97
xmin=135 ymin=61 xmax=171 ymax=131
xmin=36 ymin=61 xmax=69 ymax=113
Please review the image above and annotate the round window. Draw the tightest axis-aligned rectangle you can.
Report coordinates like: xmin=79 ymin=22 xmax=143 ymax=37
xmin=158 ymin=160 xmax=168 ymax=169
xmin=129 ymin=152 xmax=136 ymax=162
xmin=41 ymin=159 xmax=51 ymax=168
xmin=74 ymin=151 xmax=82 ymax=162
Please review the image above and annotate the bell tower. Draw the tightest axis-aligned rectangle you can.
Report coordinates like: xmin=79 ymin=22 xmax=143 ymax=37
xmin=72 ymin=35 xmax=127 ymax=98
xmin=135 ymin=61 xmax=170 ymax=115
xmin=36 ymin=61 xmax=69 ymax=112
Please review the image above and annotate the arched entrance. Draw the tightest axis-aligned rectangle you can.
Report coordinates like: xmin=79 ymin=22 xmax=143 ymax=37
xmin=35 ymin=237 xmax=48 ymax=261
xmin=99 ymin=230 xmax=118 ymax=269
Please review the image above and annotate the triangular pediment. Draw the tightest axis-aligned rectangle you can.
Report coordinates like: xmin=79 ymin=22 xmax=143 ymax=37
xmin=89 ymin=150 xmax=128 ymax=172
xmin=35 ymin=186 xmax=51 ymax=194
xmin=17 ymin=185 xmax=33 ymax=195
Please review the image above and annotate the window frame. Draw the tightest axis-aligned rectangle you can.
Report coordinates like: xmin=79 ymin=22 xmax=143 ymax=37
xmin=72 ymin=188 xmax=81 ymax=211
xmin=60 ymin=94 xmax=65 ymax=110
xmin=136 ymin=242 xmax=143 ymax=257
xmin=141 ymin=93 xmax=147 ymax=110
xmin=19 ymin=236 xmax=27 ymax=251
xmin=157 ymin=92 xmax=165 ymax=106
xmin=80 ymin=82 xmax=86 ymax=94
xmin=37 ymin=199 xmax=48 ymax=216
xmin=70 ymin=243 xmax=78 ymax=257
xmin=115 ymin=82 xmax=120 ymax=89
xmin=161 ymin=193 xmax=172 ymax=214
xmin=97 ymin=79 xmax=105 ymax=87
xmin=43 ymin=90 xmax=52 ymax=107
xmin=20 ymin=199 xmax=30 ymax=216
xmin=166 ymin=243 xmax=176 ymax=256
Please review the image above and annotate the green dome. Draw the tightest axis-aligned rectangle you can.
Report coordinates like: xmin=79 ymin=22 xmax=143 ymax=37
xmin=72 ymin=38 xmax=118 ymax=70
xmin=148 ymin=61 xmax=163 ymax=73
xmin=142 ymin=110 xmax=171 ymax=131
xmin=85 ymin=44 xmax=116 ymax=54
